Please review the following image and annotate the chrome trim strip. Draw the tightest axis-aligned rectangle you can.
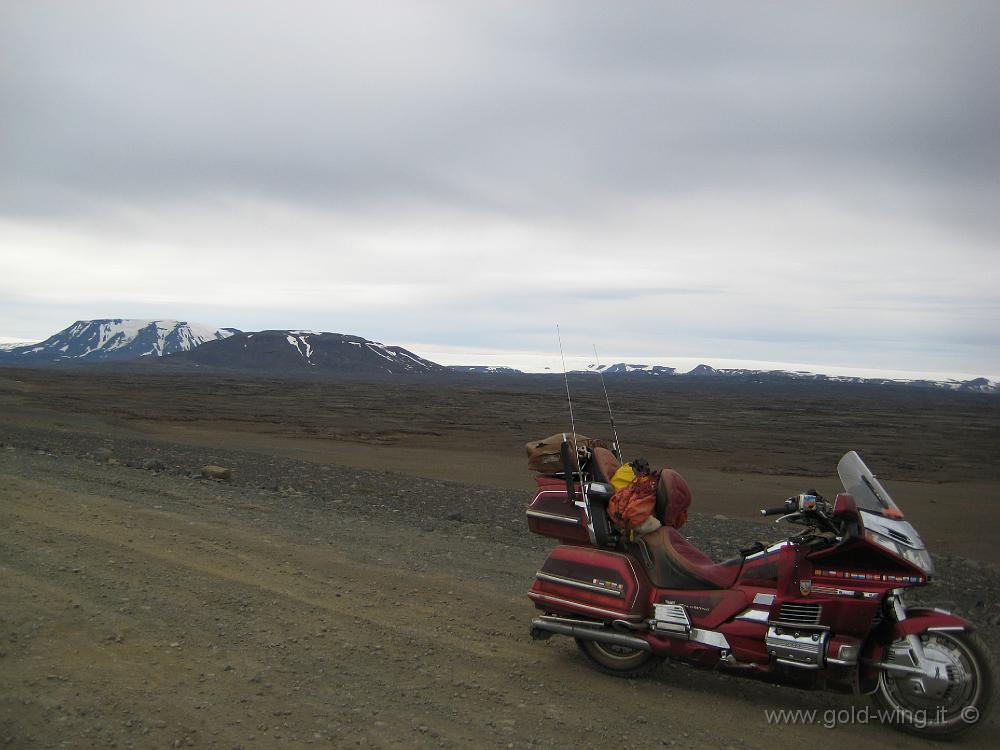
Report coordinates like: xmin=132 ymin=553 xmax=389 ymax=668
xmin=533 ymin=489 xmax=576 ymax=500
xmin=526 ymin=510 xmax=581 ymax=526
xmin=926 ymin=626 xmax=966 ymax=633
xmin=752 ymin=592 xmax=776 ymax=606
xmin=530 ymin=489 xmax=583 ymax=508
xmin=776 ymin=658 xmax=822 ymax=670
xmin=812 ymin=585 xmax=853 ymax=596
xmin=535 ymin=571 xmax=624 ymax=598
xmin=744 ymin=542 xmax=787 ymax=561
xmin=812 ymin=585 xmax=881 ymax=599
xmin=862 ymin=660 xmax=927 ymax=676
xmin=528 ymin=591 xmax=641 ymax=620
xmin=623 ymin=555 xmax=642 ymax=612
xmin=826 ymin=657 xmax=857 ymax=666
xmin=735 ymin=608 xmax=770 ymax=623
xmin=768 ymin=619 xmax=831 ymax=632
xmin=690 ymin=628 xmax=730 ymax=649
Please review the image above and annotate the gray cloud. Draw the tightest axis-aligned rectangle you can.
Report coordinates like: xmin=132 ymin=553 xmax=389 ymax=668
xmin=1 ymin=1 xmax=998 ymax=376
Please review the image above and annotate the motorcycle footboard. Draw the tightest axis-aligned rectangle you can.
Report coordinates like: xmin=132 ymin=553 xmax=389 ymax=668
xmin=528 ymin=544 xmax=650 ymax=622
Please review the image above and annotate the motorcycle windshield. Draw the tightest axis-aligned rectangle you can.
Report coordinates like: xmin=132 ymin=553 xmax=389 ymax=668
xmin=837 ymin=450 xmax=905 ymax=519
xmin=838 ymin=451 xmax=931 ymax=572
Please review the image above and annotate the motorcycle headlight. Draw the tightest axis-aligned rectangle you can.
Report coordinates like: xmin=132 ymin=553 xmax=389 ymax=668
xmin=864 ymin=529 xmax=934 ymax=576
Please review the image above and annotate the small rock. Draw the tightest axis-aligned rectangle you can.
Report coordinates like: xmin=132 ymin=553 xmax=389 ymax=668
xmin=200 ymin=465 xmax=233 ymax=481
xmin=142 ymin=458 xmax=166 ymax=472
xmin=446 ymin=512 xmax=463 ymax=522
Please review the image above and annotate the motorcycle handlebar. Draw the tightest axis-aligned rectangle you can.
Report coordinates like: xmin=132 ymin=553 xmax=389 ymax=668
xmin=760 ymin=498 xmax=797 ymax=517
xmin=760 ymin=506 xmax=788 ymax=516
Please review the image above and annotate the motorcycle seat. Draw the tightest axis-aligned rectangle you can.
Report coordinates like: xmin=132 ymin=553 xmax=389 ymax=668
xmin=639 ymin=526 xmax=741 ymax=590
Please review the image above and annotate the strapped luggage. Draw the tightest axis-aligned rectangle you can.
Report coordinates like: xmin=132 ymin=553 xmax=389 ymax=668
xmin=525 ymin=433 xmax=609 ymax=474
xmin=608 ymin=471 xmax=660 ymax=534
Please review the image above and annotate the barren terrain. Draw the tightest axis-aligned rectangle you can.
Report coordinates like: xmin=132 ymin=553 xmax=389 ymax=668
xmin=1 ymin=368 xmax=997 ymax=749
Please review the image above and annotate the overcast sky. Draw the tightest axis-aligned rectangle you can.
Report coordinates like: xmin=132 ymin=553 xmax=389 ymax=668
xmin=1 ymin=1 xmax=998 ymax=377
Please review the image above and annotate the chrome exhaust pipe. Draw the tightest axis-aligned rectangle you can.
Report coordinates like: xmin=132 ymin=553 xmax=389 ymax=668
xmin=530 ymin=617 xmax=652 ymax=652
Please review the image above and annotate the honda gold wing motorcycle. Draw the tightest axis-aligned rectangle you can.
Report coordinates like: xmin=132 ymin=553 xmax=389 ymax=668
xmin=526 ymin=441 xmax=992 ymax=738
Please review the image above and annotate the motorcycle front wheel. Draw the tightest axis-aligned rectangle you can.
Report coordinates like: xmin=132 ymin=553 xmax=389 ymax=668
xmin=575 ymin=638 xmax=662 ymax=678
xmin=873 ymin=630 xmax=993 ymax=738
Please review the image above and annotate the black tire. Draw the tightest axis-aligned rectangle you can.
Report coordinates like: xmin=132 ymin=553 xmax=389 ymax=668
xmin=873 ymin=630 xmax=993 ymax=739
xmin=575 ymin=637 xmax=663 ymax=678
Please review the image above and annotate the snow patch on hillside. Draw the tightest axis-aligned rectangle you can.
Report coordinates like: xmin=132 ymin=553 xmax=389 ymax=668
xmin=0 ymin=319 xmax=238 ymax=362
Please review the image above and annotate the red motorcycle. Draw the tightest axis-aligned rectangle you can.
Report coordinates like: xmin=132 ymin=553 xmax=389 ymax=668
xmin=526 ymin=441 xmax=992 ymax=738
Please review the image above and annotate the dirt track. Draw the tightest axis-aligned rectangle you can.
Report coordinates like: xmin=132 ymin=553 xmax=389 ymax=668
xmin=0 ymin=447 xmax=994 ymax=750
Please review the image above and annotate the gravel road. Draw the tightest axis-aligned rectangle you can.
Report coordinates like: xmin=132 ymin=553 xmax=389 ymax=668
xmin=1 ymin=425 xmax=996 ymax=749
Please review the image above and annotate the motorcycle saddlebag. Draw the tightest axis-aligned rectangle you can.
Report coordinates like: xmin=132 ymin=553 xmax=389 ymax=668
xmin=529 ymin=544 xmax=651 ymax=622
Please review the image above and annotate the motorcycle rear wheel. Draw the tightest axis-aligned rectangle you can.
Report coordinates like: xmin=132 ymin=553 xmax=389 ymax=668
xmin=575 ymin=638 xmax=662 ymax=678
xmin=873 ymin=630 xmax=993 ymax=738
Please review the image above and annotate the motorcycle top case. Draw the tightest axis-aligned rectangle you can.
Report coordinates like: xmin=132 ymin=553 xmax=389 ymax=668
xmin=529 ymin=544 xmax=651 ymax=622
xmin=525 ymin=475 xmax=591 ymax=544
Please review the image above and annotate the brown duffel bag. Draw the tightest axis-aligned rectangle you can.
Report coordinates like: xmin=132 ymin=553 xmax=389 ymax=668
xmin=525 ymin=433 xmax=609 ymax=473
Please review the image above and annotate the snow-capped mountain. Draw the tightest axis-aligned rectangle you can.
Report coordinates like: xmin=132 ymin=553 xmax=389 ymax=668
xmin=581 ymin=363 xmax=677 ymax=376
xmin=448 ymin=365 xmax=524 ymax=374
xmin=575 ymin=362 xmax=999 ymax=394
xmin=163 ymin=330 xmax=444 ymax=374
xmin=0 ymin=319 xmax=239 ymax=363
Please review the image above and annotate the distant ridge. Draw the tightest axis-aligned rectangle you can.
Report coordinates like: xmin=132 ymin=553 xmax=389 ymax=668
xmin=448 ymin=365 xmax=523 ymax=375
xmin=573 ymin=362 xmax=998 ymax=394
xmin=1 ymin=319 xmax=995 ymax=393
xmin=581 ymin=363 xmax=677 ymax=376
xmin=163 ymin=330 xmax=444 ymax=374
xmin=0 ymin=319 xmax=238 ymax=363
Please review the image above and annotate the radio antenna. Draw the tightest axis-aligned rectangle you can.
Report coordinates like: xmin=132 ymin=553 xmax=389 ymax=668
xmin=556 ymin=324 xmax=578 ymax=450
xmin=593 ymin=344 xmax=622 ymax=459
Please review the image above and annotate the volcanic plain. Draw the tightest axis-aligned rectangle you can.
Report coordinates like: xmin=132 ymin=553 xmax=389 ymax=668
xmin=1 ymin=367 xmax=997 ymax=749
